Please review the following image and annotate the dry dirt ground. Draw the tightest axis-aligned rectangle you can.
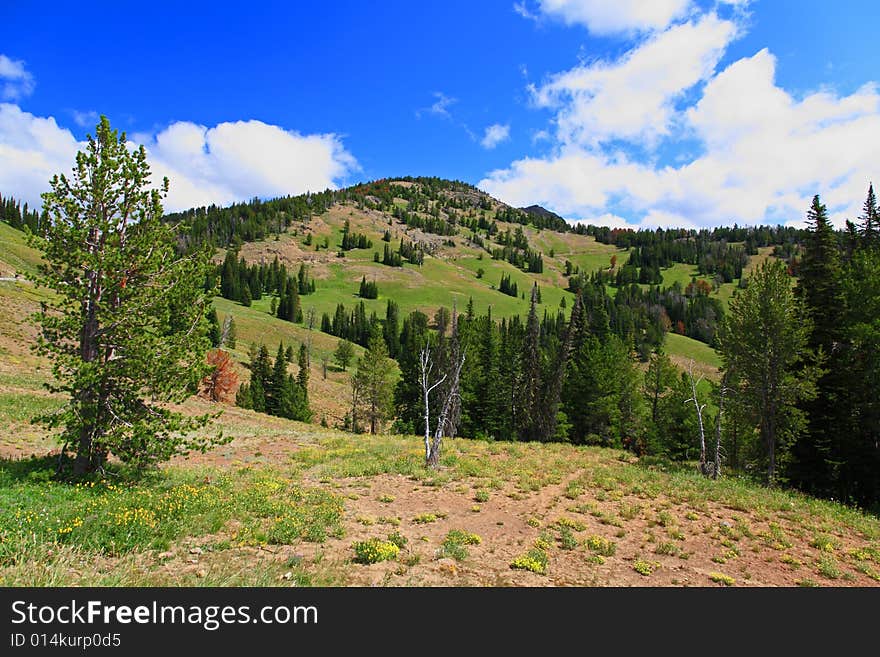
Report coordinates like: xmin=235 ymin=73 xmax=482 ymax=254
xmin=6 ymin=412 xmax=871 ymax=588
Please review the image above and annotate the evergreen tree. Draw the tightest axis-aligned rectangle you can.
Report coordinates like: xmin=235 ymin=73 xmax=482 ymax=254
xmin=718 ymin=260 xmax=818 ymax=485
xmin=790 ymin=195 xmax=844 ymax=497
xmin=837 ymin=247 xmax=880 ymax=506
xmin=353 ymin=329 xmax=395 ymax=434
xmin=393 ymin=311 xmax=430 ymax=433
xmin=643 ymin=351 xmax=679 ymax=454
xmin=384 ymin=299 xmax=400 ymax=359
xmin=859 ymin=183 xmax=878 ymax=247
xmin=29 ymin=115 xmax=220 ymax=473
xmin=518 ymin=285 xmax=543 ymax=441
xmin=334 ymin=339 xmax=355 ymax=371
xmin=298 ymin=343 xmax=310 ymax=391
xmin=206 ymin=307 xmax=221 ymax=347
xmin=268 ymin=343 xmax=289 ymax=415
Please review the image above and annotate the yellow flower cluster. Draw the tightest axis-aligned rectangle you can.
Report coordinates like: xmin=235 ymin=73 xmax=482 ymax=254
xmin=510 ymin=552 xmax=547 ymax=574
xmin=57 ymin=517 xmax=84 ymax=535
xmin=111 ymin=507 xmax=158 ymax=528
xmin=585 ymin=535 xmax=617 ymax=557
xmin=353 ymin=538 xmax=400 ymax=564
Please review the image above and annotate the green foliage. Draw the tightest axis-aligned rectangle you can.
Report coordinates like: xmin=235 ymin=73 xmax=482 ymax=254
xmin=237 ymin=343 xmax=310 ymax=422
xmin=510 ymin=547 xmax=549 ymax=574
xmin=387 ymin=531 xmax=408 ymax=549
xmin=717 ymin=259 xmax=818 ymax=485
xmin=633 ymin=559 xmax=659 ymax=576
xmin=352 ymin=538 xmax=399 ymax=564
xmin=358 ymin=276 xmax=379 ymax=299
xmin=585 ymin=535 xmax=617 ymax=557
xmin=0 ymin=465 xmax=342 ymax=562
xmin=440 ymin=530 xmax=481 ymax=560
xmin=28 ymin=116 xmax=221 ymax=472
xmin=334 ymin=339 xmax=355 ymax=371
xmin=709 ymin=572 xmax=735 ymax=586
xmin=352 ymin=330 xmax=395 ymax=433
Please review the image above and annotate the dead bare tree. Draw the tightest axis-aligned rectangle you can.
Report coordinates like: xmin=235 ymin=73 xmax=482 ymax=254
xmin=685 ymin=361 xmax=712 ymax=477
xmin=419 ymin=346 xmax=447 ymax=463
xmin=713 ymin=372 xmax=729 ymax=479
xmin=419 ymin=321 xmax=466 ymax=468
xmin=219 ymin=315 xmax=233 ymax=347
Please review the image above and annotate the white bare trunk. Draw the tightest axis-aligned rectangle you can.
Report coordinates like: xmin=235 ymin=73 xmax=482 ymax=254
xmin=419 ymin=346 xmax=446 ymax=464
xmin=685 ymin=362 xmax=710 ymax=476
xmin=713 ymin=375 xmax=727 ymax=479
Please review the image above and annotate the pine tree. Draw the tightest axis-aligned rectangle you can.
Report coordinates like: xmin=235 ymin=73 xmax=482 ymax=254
xmin=354 ymin=329 xmax=395 ymax=434
xmin=393 ymin=311 xmax=430 ymax=434
xmin=518 ymin=285 xmax=543 ymax=441
xmin=384 ymin=299 xmax=400 ymax=359
xmin=718 ymin=260 xmax=818 ymax=485
xmin=297 ymin=343 xmax=310 ymax=391
xmin=790 ymin=195 xmax=844 ymax=496
xmin=859 ymin=183 xmax=878 ymax=247
xmin=334 ymin=339 xmax=355 ymax=371
xmin=28 ymin=115 xmax=220 ymax=473
xmin=268 ymin=343 xmax=289 ymax=415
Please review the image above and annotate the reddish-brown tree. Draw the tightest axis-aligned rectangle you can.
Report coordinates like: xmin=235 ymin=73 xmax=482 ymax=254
xmin=200 ymin=349 xmax=239 ymax=402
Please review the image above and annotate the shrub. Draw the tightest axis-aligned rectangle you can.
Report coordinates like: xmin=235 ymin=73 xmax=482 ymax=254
xmin=585 ymin=535 xmax=617 ymax=557
xmin=558 ymin=527 xmax=578 ymax=550
xmin=510 ymin=548 xmax=548 ymax=574
xmin=633 ymin=559 xmax=659 ymax=576
xmin=387 ymin=531 xmax=408 ymax=549
xmin=555 ymin=517 xmax=587 ymax=532
xmin=353 ymin=538 xmax=400 ymax=564
xmin=412 ymin=513 xmax=439 ymax=524
xmin=709 ymin=572 xmax=735 ymax=586
xmin=439 ymin=530 xmax=481 ymax=561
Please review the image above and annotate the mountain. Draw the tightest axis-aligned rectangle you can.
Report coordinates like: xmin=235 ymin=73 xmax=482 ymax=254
xmin=520 ymin=204 xmax=567 ymax=225
xmin=0 ymin=178 xmax=739 ymax=426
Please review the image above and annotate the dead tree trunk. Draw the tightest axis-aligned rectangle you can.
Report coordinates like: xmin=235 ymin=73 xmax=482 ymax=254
xmin=419 ymin=346 xmax=446 ymax=464
xmin=713 ymin=374 xmax=727 ymax=479
xmin=427 ymin=349 xmax=465 ymax=468
xmin=685 ymin=362 xmax=711 ymax=477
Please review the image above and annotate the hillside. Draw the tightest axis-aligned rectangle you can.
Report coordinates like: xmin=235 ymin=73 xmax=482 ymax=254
xmin=0 ymin=178 xmax=766 ymax=435
xmin=2 ymin=182 xmax=878 ymax=588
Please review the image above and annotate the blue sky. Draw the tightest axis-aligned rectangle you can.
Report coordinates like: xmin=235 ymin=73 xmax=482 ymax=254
xmin=1 ymin=1 xmax=879 ymax=227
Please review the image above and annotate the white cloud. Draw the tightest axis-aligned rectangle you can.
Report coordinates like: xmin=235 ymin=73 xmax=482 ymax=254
xmin=0 ymin=106 xmax=359 ymax=212
xmin=0 ymin=103 xmax=80 ymax=207
xmin=482 ymin=14 xmax=880 ymax=229
xmin=480 ymin=123 xmax=511 ymax=149
xmin=513 ymin=2 xmax=539 ymax=22
xmin=143 ymin=120 xmax=358 ymax=210
xmin=416 ymin=92 xmax=457 ymax=119
xmin=529 ymin=0 xmax=693 ymax=34
xmin=0 ymin=54 xmax=35 ymax=101
xmin=532 ymin=13 xmax=737 ymax=147
xmin=71 ymin=109 xmax=99 ymax=128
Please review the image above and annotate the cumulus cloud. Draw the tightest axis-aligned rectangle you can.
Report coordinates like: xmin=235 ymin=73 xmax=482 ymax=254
xmin=0 ymin=106 xmax=358 ymax=212
xmin=0 ymin=103 xmax=80 ymax=207
xmin=524 ymin=0 xmax=693 ymax=34
xmin=483 ymin=12 xmax=880 ymax=229
xmin=0 ymin=55 xmax=35 ymax=100
xmin=480 ymin=123 xmax=511 ymax=149
xmin=531 ymin=13 xmax=737 ymax=147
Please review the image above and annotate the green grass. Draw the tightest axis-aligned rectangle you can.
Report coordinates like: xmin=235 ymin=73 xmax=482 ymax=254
xmin=0 ymin=222 xmax=43 ymax=277
xmin=664 ymin=332 xmax=723 ymax=370
xmin=0 ymin=458 xmax=344 ymax=569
